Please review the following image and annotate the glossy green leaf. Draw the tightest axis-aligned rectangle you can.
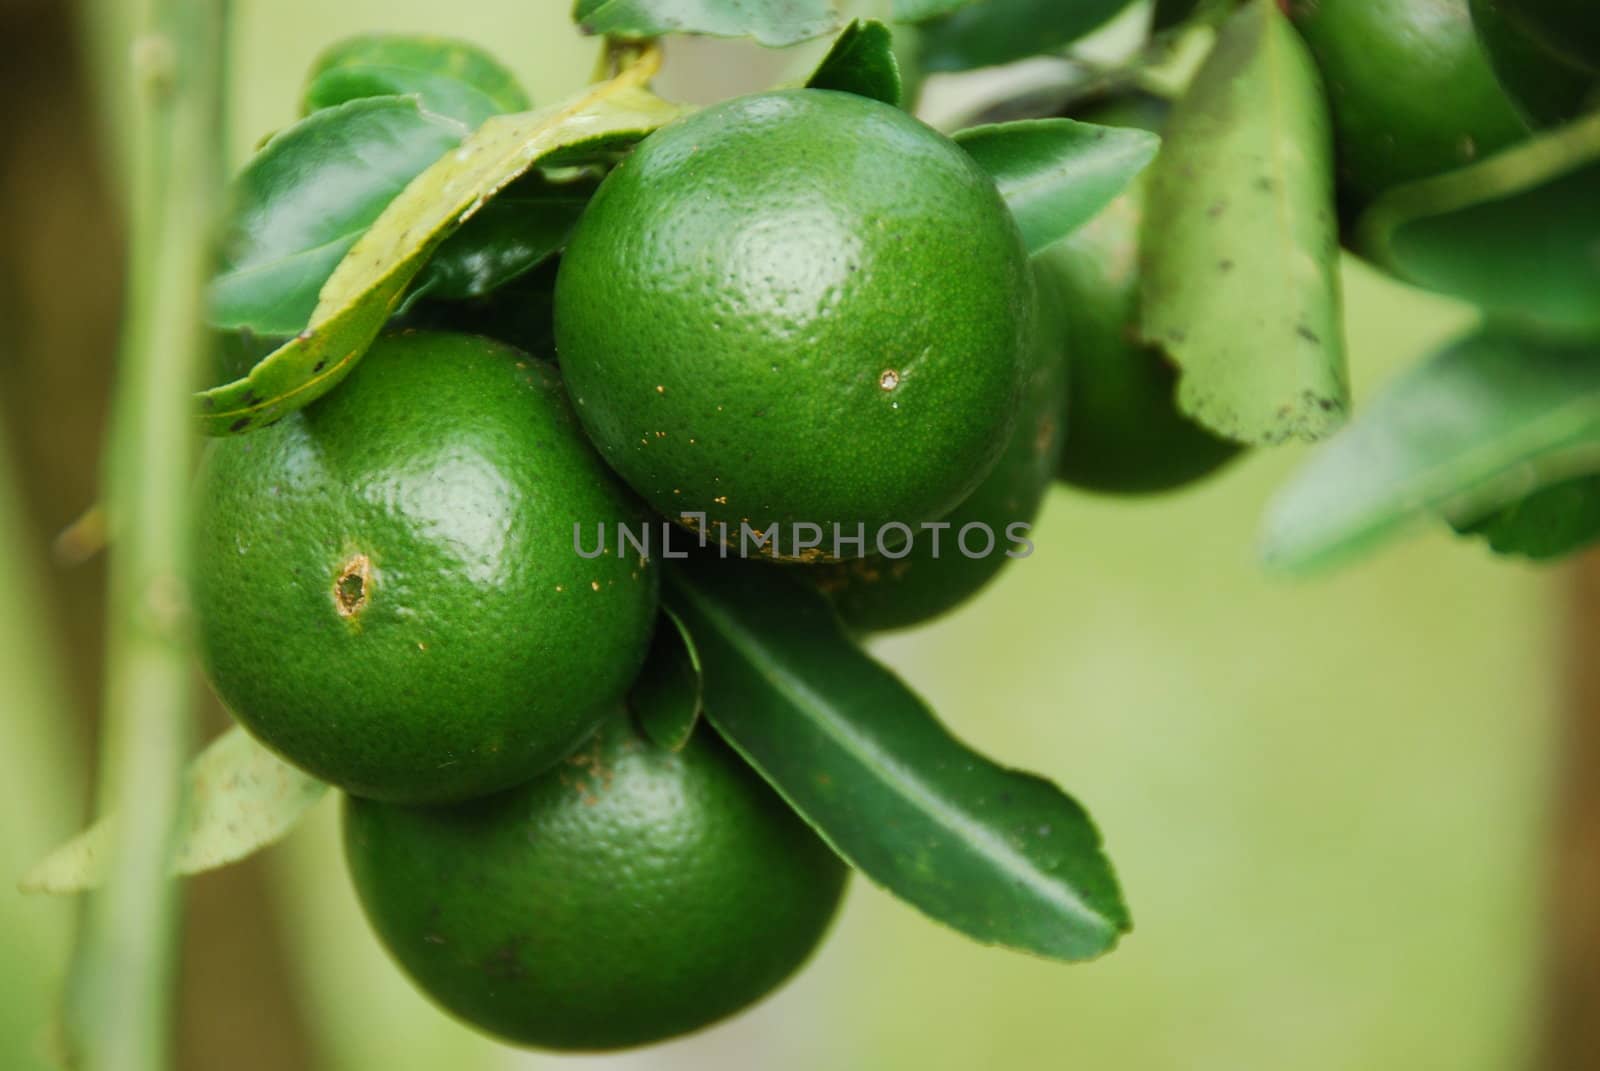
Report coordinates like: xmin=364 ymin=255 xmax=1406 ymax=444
xmin=1452 ymin=474 xmax=1600 ymax=560
xmin=1356 ymin=111 xmax=1600 ymax=337
xmin=1140 ymin=0 xmax=1347 ymax=445
xmin=208 ymin=97 xmax=466 ymax=338
xmin=573 ymin=0 xmax=838 ymax=46
xmin=1261 ymin=329 xmax=1600 ymax=574
xmin=194 ymin=78 xmax=686 ymax=435
xmin=806 ymin=19 xmax=902 ymax=107
xmin=302 ymin=34 xmax=531 ymax=129
xmin=20 ymin=728 xmax=328 ymax=894
xmin=414 ymin=173 xmax=595 ymax=300
xmin=665 ymin=556 xmax=1130 ymax=961
xmin=955 ymin=118 xmax=1158 ymax=255
xmin=918 ymin=0 xmax=1138 ymax=72
xmin=628 ymin=606 xmax=703 ymax=752
xmin=1470 ymin=0 xmax=1595 ymax=126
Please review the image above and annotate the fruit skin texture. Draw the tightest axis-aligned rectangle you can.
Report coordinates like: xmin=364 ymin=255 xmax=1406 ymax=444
xmin=555 ymin=88 xmax=1031 ymax=560
xmin=813 ymin=257 xmax=1068 ymax=632
xmin=193 ymin=331 xmax=658 ymax=803
xmin=1288 ymin=0 xmax=1529 ymax=200
xmin=343 ymin=712 xmax=849 ymax=1051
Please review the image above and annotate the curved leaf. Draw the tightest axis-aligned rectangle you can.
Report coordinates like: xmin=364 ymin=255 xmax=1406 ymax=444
xmin=918 ymin=0 xmax=1138 ymax=72
xmin=1452 ymin=474 xmax=1600 ymax=560
xmin=955 ymin=118 xmax=1158 ymax=254
xmin=573 ymin=0 xmax=838 ymax=46
xmin=1469 ymin=0 xmax=1595 ymax=126
xmin=665 ymin=556 xmax=1130 ymax=962
xmin=303 ymin=34 xmax=531 ymax=129
xmin=20 ymin=728 xmax=328 ymax=894
xmin=628 ymin=606 xmax=703 ymax=751
xmin=415 ymin=173 xmax=596 ymax=300
xmin=806 ymin=19 xmax=902 ymax=107
xmin=1260 ymin=329 xmax=1600 ymax=574
xmin=194 ymin=77 xmax=686 ymax=436
xmin=208 ymin=97 xmax=466 ymax=338
xmin=1356 ymin=110 xmax=1600 ymax=337
xmin=1140 ymin=0 xmax=1347 ymax=445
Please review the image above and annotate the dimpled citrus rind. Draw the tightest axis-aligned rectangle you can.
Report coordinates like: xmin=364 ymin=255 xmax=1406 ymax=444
xmin=193 ymin=331 xmax=659 ymax=803
xmin=554 ymin=88 xmax=1031 ymax=559
xmin=343 ymin=712 xmax=849 ymax=1051
xmin=815 ymin=256 xmax=1069 ymax=632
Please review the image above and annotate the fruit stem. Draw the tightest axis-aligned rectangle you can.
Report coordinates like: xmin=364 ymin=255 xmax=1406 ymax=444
xmin=62 ymin=1 xmax=228 ymax=1068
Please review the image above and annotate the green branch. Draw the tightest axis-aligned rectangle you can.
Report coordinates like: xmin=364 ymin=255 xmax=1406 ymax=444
xmin=63 ymin=1 xmax=228 ymax=1068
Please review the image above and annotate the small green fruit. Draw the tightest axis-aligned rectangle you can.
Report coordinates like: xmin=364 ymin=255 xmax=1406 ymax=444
xmin=343 ymin=712 xmax=849 ymax=1051
xmin=554 ymin=88 xmax=1031 ymax=559
xmin=193 ymin=332 xmax=659 ymax=803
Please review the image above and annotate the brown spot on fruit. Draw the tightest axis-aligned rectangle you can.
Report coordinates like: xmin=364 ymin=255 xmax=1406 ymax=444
xmin=335 ymin=553 xmax=373 ymax=619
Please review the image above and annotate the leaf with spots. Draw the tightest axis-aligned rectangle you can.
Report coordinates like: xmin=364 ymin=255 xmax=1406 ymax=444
xmin=20 ymin=728 xmax=328 ymax=894
xmin=194 ymin=68 xmax=686 ymax=436
xmin=805 ymin=19 xmax=902 ymax=107
xmin=1260 ymin=328 xmax=1600 ymax=574
xmin=1355 ymin=110 xmax=1600 ymax=337
xmin=628 ymin=606 xmax=703 ymax=751
xmin=572 ymin=0 xmax=840 ymax=46
xmin=955 ymin=118 xmax=1159 ymax=255
xmin=302 ymin=34 xmax=531 ymax=129
xmin=208 ymin=96 xmax=468 ymax=339
xmin=917 ymin=0 xmax=1140 ymax=72
xmin=1140 ymin=0 xmax=1347 ymax=445
xmin=665 ymin=555 xmax=1130 ymax=961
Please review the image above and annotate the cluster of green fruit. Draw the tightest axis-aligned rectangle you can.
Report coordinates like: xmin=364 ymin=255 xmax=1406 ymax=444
xmin=189 ymin=34 xmax=1218 ymax=1045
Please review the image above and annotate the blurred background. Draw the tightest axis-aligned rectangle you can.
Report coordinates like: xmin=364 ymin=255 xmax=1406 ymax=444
xmin=0 ymin=0 xmax=1586 ymax=1068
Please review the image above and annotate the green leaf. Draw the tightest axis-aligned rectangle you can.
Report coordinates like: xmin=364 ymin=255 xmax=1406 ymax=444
xmin=1355 ymin=111 xmax=1600 ymax=337
xmin=1260 ymin=328 xmax=1600 ymax=574
xmin=1452 ymin=474 xmax=1600 ymax=560
xmin=665 ymin=556 xmax=1130 ymax=961
xmin=194 ymin=77 xmax=686 ymax=436
xmin=893 ymin=0 xmax=978 ymax=20
xmin=1140 ymin=0 xmax=1347 ymax=445
xmin=302 ymin=34 xmax=531 ymax=130
xmin=805 ymin=19 xmax=902 ymax=107
xmin=573 ymin=0 xmax=839 ymax=46
xmin=208 ymin=97 xmax=466 ymax=339
xmin=414 ymin=173 xmax=595 ymax=301
xmin=955 ymin=118 xmax=1159 ymax=255
xmin=20 ymin=728 xmax=328 ymax=894
xmin=918 ymin=0 xmax=1139 ymax=72
xmin=1469 ymin=0 xmax=1596 ymax=126
xmin=628 ymin=606 xmax=704 ymax=751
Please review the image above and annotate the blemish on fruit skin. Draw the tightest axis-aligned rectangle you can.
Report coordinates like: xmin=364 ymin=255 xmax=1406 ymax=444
xmin=335 ymin=553 xmax=373 ymax=619
xmin=590 ymin=580 xmax=601 ymax=592
xmin=879 ymin=369 xmax=900 ymax=391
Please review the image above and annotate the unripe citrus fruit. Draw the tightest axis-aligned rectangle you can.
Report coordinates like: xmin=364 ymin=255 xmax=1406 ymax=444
xmin=193 ymin=332 xmax=658 ymax=803
xmin=554 ymin=88 xmax=1031 ymax=560
xmin=814 ymin=257 xmax=1068 ymax=631
xmin=343 ymin=712 xmax=849 ymax=1051
xmin=1288 ymin=0 xmax=1529 ymax=200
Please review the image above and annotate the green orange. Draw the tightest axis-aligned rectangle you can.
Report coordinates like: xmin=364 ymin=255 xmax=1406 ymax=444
xmin=1289 ymin=0 xmax=1530 ymax=199
xmin=343 ymin=711 xmax=849 ymax=1051
xmin=554 ymin=88 xmax=1031 ymax=560
xmin=193 ymin=332 xmax=658 ymax=803
xmin=814 ymin=256 xmax=1068 ymax=631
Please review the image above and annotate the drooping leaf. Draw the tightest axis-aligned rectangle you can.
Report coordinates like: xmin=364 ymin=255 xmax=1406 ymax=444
xmin=21 ymin=728 xmax=328 ymax=894
xmin=955 ymin=118 xmax=1158 ymax=254
xmin=302 ymin=34 xmax=531 ymax=129
xmin=1260 ymin=329 xmax=1600 ymax=574
xmin=1140 ymin=0 xmax=1347 ymax=445
xmin=194 ymin=76 xmax=686 ymax=436
xmin=208 ymin=97 xmax=466 ymax=338
xmin=665 ymin=556 xmax=1130 ymax=961
xmin=805 ymin=19 xmax=902 ymax=107
xmin=1355 ymin=111 xmax=1600 ymax=337
xmin=573 ymin=0 xmax=839 ymax=46
xmin=628 ymin=606 xmax=703 ymax=751
xmin=918 ymin=0 xmax=1139 ymax=72
xmin=1470 ymin=0 xmax=1596 ymax=126
xmin=1451 ymin=474 xmax=1600 ymax=560
xmin=414 ymin=173 xmax=596 ymax=300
